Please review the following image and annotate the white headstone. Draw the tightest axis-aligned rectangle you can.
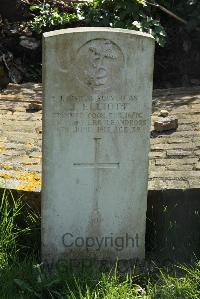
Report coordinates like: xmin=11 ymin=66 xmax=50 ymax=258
xmin=42 ymin=28 xmax=155 ymax=265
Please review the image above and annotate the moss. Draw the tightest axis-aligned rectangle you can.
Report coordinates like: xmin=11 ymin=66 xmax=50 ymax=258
xmin=2 ymin=164 xmax=13 ymax=170
xmin=21 ymin=162 xmax=34 ymax=166
xmin=16 ymin=172 xmax=41 ymax=192
xmin=0 ymin=173 xmax=14 ymax=180
xmin=0 ymin=146 xmax=6 ymax=153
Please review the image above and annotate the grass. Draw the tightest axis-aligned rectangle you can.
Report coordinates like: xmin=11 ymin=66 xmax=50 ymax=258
xmin=0 ymin=189 xmax=199 ymax=298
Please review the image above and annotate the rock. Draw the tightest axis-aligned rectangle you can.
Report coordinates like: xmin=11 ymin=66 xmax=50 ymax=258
xmin=154 ymin=116 xmax=178 ymax=132
xmin=159 ymin=109 xmax=169 ymax=117
xmin=19 ymin=37 xmax=40 ymax=50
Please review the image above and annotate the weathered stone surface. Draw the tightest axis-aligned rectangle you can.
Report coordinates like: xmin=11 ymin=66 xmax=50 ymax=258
xmin=166 ymin=164 xmax=193 ymax=171
xmin=166 ymin=150 xmax=193 ymax=157
xmin=0 ymin=83 xmax=42 ymax=191
xmin=155 ymin=158 xmax=198 ymax=166
xmin=42 ymin=28 xmax=155 ymax=262
xmin=0 ymin=83 xmax=200 ymax=194
xmin=195 ymin=162 xmax=200 ymax=170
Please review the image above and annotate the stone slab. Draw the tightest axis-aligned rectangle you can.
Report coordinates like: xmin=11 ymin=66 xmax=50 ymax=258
xmin=42 ymin=28 xmax=155 ymax=262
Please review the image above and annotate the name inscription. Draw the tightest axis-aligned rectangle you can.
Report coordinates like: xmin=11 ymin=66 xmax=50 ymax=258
xmin=50 ymin=95 xmax=148 ymax=134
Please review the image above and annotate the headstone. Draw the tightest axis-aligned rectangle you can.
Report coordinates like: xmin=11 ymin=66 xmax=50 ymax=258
xmin=42 ymin=28 xmax=155 ymax=266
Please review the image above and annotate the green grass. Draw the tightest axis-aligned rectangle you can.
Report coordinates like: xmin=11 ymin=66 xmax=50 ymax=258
xmin=0 ymin=189 xmax=199 ymax=299
xmin=0 ymin=190 xmax=26 ymax=267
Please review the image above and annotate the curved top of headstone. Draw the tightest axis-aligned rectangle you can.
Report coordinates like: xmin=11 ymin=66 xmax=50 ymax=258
xmin=43 ymin=27 xmax=154 ymax=40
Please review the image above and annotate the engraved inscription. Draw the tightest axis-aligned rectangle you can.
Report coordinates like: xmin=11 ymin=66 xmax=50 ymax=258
xmin=51 ymin=94 xmax=148 ymax=134
xmin=76 ymin=39 xmax=124 ymax=90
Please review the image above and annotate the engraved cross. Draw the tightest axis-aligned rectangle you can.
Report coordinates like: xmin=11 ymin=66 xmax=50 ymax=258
xmin=73 ymin=138 xmax=119 ymax=169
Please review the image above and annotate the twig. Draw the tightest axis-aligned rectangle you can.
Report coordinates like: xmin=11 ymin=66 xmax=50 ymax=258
xmin=2 ymin=54 xmax=10 ymax=71
xmin=146 ymin=1 xmax=187 ymax=25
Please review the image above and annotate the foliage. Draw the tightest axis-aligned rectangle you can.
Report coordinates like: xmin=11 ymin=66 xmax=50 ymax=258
xmin=29 ymin=0 xmax=200 ymax=46
xmin=0 ymin=190 xmax=26 ymax=267
xmin=0 ymin=189 xmax=40 ymax=266
xmin=29 ymin=3 xmax=80 ymax=34
xmin=149 ymin=263 xmax=200 ymax=299
xmin=29 ymin=1 xmax=166 ymax=46
xmin=81 ymin=0 xmax=166 ymax=46
xmin=0 ymin=260 xmax=200 ymax=298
